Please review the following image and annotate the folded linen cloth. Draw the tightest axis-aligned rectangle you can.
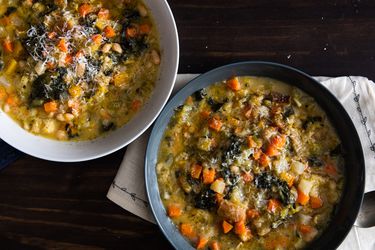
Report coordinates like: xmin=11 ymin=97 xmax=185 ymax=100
xmin=107 ymin=74 xmax=375 ymax=250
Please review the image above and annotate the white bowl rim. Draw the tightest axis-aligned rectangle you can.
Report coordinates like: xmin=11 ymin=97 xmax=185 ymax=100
xmin=0 ymin=0 xmax=179 ymax=162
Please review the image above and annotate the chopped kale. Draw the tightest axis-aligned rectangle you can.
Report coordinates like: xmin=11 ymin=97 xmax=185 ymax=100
xmin=307 ymin=156 xmax=324 ymax=167
xmin=207 ymin=97 xmax=223 ymax=112
xmin=29 ymin=68 xmax=68 ymax=105
xmin=283 ymin=106 xmax=294 ymax=118
xmin=24 ymin=24 xmax=48 ymax=61
xmin=194 ymin=189 xmax=216 ymax=209
xmin=302 ymin=116 xmax=322 ymax=130
xmin=121 ymin=35 xmax=148 ymax=56
xmin=193 ymin=88 xmax=207 ymax=101
xmin=101 ymin=122 xmax=116 ymax=132
xmin=223 ymin=136 xmax=242 ymax=162
xmin=4 ymin=6 xmax=17 ymax=16
xmin=255 ymin=172 xmax=294 ymax=205
xmin=65 ymin=124 xmax=79 ymax=138
xmin=0 ymin=60 xmax=3 ymax=71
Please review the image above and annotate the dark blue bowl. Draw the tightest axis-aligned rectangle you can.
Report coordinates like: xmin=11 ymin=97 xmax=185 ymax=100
xmin=145 ymin=61 xmax=365 ymax=250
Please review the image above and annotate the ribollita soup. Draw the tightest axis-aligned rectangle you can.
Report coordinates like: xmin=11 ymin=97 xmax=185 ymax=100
xmin=157 ymin=76 xmax=344 ymax=249
xmin=0 ymin=0 xmax=160 ymax=140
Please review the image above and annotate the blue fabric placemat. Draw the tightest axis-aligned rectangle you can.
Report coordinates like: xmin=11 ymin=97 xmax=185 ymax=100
xmin=0 ymin=139 xmax=23 ymax=171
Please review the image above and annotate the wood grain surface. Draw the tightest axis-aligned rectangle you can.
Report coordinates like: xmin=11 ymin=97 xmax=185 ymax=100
xmin=1 ymin=0 xmax=375 ymax=249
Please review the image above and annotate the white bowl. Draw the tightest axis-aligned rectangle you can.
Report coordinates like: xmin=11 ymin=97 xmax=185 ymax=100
xmin=0 ymin=0 xmax=179 ymax=162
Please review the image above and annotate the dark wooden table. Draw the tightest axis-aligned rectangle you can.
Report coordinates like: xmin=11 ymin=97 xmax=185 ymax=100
xmin=1 ymin=0 xmax=375 ymax=249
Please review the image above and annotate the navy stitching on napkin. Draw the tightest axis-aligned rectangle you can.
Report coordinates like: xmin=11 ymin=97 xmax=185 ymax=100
xmin=0 ymin=139 xmax=23 ymax=171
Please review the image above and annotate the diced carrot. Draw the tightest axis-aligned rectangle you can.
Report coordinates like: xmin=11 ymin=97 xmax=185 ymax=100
xmin=180 ymin=223 xmax=195 ymax=238
xmin=200 ymin=110 xmax=211 ymax=119
xmin=91 ymin=34 xmax=102 ymax=44
xmin=78 ymin=3 xmax=93 ymax=17
xmin=131 ymin=99 xmax=142 ymax=111
xmin=242 ymin=172 xmax=253 ymax=183
xmin=267 ymin=199 xmax=281 ymax=213
xmin=0 ymin=86 xmax=7 ymax=101
xmin=222 ymin=220 xmax=233 ymax=233
xmin=44 ymin=101 xmax=58 ymax=113
xmin=196 ymin=236 xmax=209 ymax=249
xmin=310 ymin=196 xmax=323 ymax=209
xmin=2 ymin=39 xmax=14 ymax=53
xmin=265 ymin=145 xmax=279 ymax=157
xmin=259 ymin=153 xmax=270 ymax=167
xmin=47 ymin=31 xmax=57 ymax=39
xmin=97 ymin=8 xmax=109 ymax=19
xmin=104 ymin=26 xmax=116 ymax=38
xmin=253 ymin=148 xmax=262 ymax=160
xmin=75 ymin=50 xmax=84 ymax=58
xmin=0 ymin=16 xmax=10 ymax=26
xmin=298 ymin=224 xmax=313 ymax=234
xmin=246 ymin=209 xmax=260 ymax=219
xmin=46 ymin=61 xmax=55 ymax=70
xmin=58 ymin=39 xmax=68 ymax=52
xmin=202 ymin=167 xmax=215 ymax=184
xmin=126 ymin=26 xmax=138 ymax=38
xmin=191 ymin=164 xmax=203 ymax=179
xmin=215 ymin=193 xmax=224 ymax=204
xmin=208 ymin=116 xmax=222 ymax=132
xmin=244 ymin=105 xmax=252 ymax=118
xmin=297 ymin=188 xmax=310 ymax=205
xmin=280 ymin=172 xmax=295 ymax=187
xmin=234 ymin=220 xmax=247 ymax=235
xmin=324 ymin=163 xmax=337 ymax=176
xmin=65 ymin=54 xmax=73 ymax=64
xmin=139 ymin=23 xmax=151 ymax=34
xmin=247 ymin=136 xmax=257 ymax=148
xmin=6 ymin=95 xmax=18 ymax=106
xmin=167 ymin=204 xmax=182 ymax=218
xmin=270 ymin=134 xmax=287 ymax=148
xmin=211 ymin=241 xmax=220 ymax=250
xmin=226 ymin=77 xmax=241 ymax=91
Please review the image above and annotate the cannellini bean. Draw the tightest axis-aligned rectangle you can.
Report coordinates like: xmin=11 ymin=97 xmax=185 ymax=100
xmin=64 ymin=113 xmax=74 ymax=121
xmin=23 ymin=122 xmax=30 ymax=131
xmin=151 ymin=50 xmax=160 ymax=65
xmin=112 ymin=43 xmax=123 ymax=54
xmin=137 ymin=4 xmax=148 ymax=17
xmin=76 ymin=62 xmax=86 ymax=77
xmin=101 ymin=43 xmax=112 ymax=53
xmin=3 ymin=103 xmax=10 ymax=113
xmin=34 ymin=61 xmax=46 ymax=75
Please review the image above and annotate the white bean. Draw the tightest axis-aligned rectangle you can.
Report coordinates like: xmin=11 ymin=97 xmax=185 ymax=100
xmin=112 ymin=43 xmax=123 ymax=54
xmin=34 ymin=60 xmax=46 ymax=75
xmin=101 ymin=43 xmax=112 ymax=53
xmin=137 ymin=4 xmax=148 ymax=17
xmin=3 ymin=103 xmax=10 ymax=113
xmin=151 ymin=50 xmax=160 ymax=65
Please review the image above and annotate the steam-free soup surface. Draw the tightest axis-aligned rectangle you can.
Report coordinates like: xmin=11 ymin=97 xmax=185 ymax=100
xmin=0 ymin=0 xmax=160 ymax=140
xmin=157 ymin=76 xmax=344 ymax=250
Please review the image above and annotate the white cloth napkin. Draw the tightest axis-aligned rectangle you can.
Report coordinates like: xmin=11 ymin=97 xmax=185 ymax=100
xmin=107 ymin=74 xmax=375 ymax=250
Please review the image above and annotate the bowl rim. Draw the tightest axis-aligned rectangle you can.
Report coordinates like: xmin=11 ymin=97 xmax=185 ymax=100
xmin=145 ymin=61 xmax=365 ymax=250
xmin=0 ymin=0 xmax=179 ymax=162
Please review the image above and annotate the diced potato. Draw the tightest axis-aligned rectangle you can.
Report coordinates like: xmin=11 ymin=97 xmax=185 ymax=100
xmin=298 ymin=178 xmax=314 ymax=195
xmin=210 ymin=179 xmax=225 ymax=194
xmin=42 ymin=119 xmax=58 ymax=134
xmin=291 ymin=160 xmax=305 ymax=175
